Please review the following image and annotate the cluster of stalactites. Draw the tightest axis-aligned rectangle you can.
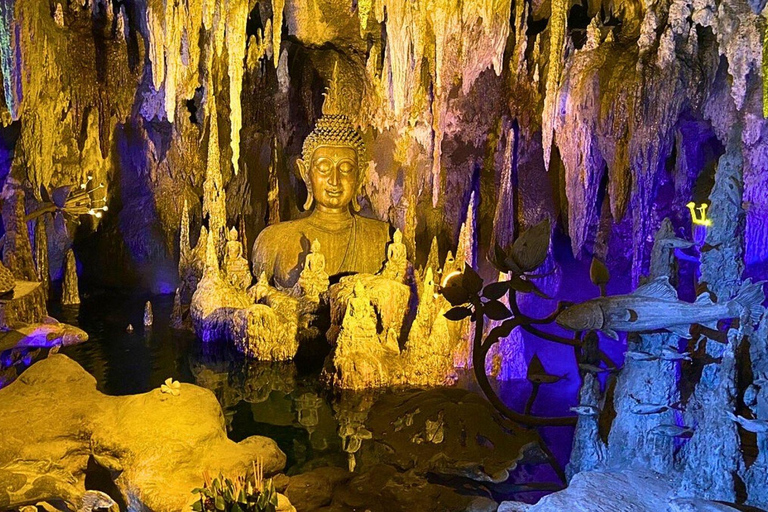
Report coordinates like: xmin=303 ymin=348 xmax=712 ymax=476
xmin=143 ymin=0 xmax=285 ymax=176
xmin=363 ymin=0 xmax=513 ymax=206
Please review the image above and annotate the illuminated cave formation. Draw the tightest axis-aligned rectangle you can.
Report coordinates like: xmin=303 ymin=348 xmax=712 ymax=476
xmin=0 ymin=0 xmax=766 ymax=511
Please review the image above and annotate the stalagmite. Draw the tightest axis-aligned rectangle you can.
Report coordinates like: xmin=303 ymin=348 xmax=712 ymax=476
xmin=453 ymin=192 xmax=476 ymax=368
xmin=455 ymin=191 xmax=476 ymax=268
xmin=541 ymin=0 xmax=567 ymax=171
xmin=144 ymin=301 xmax=154 ymax=327
xmin=170 ymin=288 xmax=184 ymax=329
xmin=116 ymin=6 xmax=127 ymax=40
xmin=34 ymin=218 xmax=50 ymax=298
xmin=180 ymin=199 xmax=190 ymax=264
xmin=62 ymin=249 xmax=80 ymax=306
xmin=203 ymin=92 xmax=227 ymax=261
xmin=227 ymin=0 xmax=248 ymax=175
xmin=2 ymin=187 xmax=37 ymax=281
xmin=267 ymin=142 xmax=280 ymax=225
xmin=680 ymin=129 xmax=746 ymax=500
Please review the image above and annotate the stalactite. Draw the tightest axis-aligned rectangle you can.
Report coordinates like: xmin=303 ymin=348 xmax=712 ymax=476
xmin=491 ymin=129 xmax=515 ymax=254
xmin=541 ymin=0 xmax=567 ymax=171
xmin=162 ymin=0 xmax=183 ymax=122
xmin=272 ymin=0 xmax=285 ymax=69
xmin=202 ymin=0 xmax=214 ymax=29
xmin=0 ymin=0 xmax=17 ymax=120
xmin=358 ymin=0 xmax=372 ymax=35
xmin=145 ymin=2 xmax=165 ymax=92
xmin=764 ymin=19 xmax=767 ymax=118
xmin=227 ymin=0 xmax=248 ymax=175
xmin=62 ymin=249 xmax=80 ymax=306
xmin=203 ymin=92 xmax=227 ymax=262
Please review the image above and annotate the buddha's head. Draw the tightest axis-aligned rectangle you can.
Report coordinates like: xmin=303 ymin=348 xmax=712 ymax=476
xmin=297 ymin=113 xmax=366 ymax=213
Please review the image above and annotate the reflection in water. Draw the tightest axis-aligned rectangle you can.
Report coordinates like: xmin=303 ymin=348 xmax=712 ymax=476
xmin=1 ymin=291 xmax=574 ymax=503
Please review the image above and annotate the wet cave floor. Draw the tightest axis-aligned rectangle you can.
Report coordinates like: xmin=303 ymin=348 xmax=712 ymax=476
xmin=3 ymin=290 xmax=578 ymax=507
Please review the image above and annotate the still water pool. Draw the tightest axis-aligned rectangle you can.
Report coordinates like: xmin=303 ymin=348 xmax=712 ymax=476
xmin=3 ymin=290 xmax=575 ymax=505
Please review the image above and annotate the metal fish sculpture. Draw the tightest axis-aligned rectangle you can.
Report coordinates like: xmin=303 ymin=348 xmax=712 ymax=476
xmin=625 ymin=350 xmax=659 ymax=362
xmin=578 ymin=363 xmax=618 ymax=374
xmin=660 ymin=347 xmax=692 ymax=361
xmin=727 ymin=412 xmax=768 ymax=433
xmin=650 ymin=424 xmax=694 ymax=438
xmin=556 ymin=276 xmax=765 ymax=339
xmin=570 ymin=405 xmax=600 ymax=416
xmin=630 ymin=397 xmax=683 ymax=415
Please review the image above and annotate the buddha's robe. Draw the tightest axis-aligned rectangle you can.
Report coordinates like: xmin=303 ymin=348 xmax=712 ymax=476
xmin=252 ymin=209 xmax=390 ymax=290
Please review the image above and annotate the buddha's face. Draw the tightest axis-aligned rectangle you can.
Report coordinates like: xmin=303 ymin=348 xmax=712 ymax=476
xmin=308 ymin=145 xmax=358 ymax=211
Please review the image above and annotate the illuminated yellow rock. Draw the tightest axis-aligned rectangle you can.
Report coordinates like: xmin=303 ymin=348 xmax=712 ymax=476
xmin=0 ymin=354 xmax=287 ymax=511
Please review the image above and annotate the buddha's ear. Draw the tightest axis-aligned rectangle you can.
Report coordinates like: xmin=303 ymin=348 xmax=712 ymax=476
xmin=352 ymin=181 xmax=363 ymax=212
xmin=296 ymin=158 xmax=309 ymax=182
xmin=297 ymin=158 xmax=313 ymax=211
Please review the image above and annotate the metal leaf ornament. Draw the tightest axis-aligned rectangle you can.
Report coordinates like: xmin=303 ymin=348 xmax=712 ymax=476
xmin=490 ymin=218 xmax=551 ymax=274
xmin=589 ymin=256 xmax=610 ymax=296
xmin=526 ymin=353 xmax=565 ymax=384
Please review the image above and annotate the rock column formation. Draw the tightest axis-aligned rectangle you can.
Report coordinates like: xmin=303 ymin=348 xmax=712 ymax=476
xmin=62 ymin=249 xmax=80 ymax=306
xmin=679 ymin=128 xmax=745 ymax=500
xmin=605 ymin=219 xmax=681 ymax=474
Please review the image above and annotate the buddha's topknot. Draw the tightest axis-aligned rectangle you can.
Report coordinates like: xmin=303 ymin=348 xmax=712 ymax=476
xmin=301 ymin=61 xmax=366 ymax=174
xmin=301 ymin=114 xmax=366 ymax=173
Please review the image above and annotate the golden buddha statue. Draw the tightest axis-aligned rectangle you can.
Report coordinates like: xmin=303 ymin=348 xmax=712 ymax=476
xmin=251 ymin=97 xmax=390 ymax=290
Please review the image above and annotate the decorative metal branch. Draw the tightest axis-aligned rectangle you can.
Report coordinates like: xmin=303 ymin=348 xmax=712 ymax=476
xmin=441 ymin=219 xmax=579 ymax=428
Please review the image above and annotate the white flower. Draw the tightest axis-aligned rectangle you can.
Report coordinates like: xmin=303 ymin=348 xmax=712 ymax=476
xmin=161 ymin=378 xmax=181 ymax=396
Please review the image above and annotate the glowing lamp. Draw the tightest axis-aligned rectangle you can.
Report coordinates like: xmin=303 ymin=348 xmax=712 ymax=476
xmin=686 ymin=202 xmax=712 ymax=227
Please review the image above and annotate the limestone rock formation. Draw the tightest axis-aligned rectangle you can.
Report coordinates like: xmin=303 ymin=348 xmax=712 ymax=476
xmin=190 ymin=233 xmax=251 ymax=342
xmin=231 ymin=304 xmax=299 ymax=361
xmin=0 ymin=355 xmax=287 ymax=511
xmin=0 ymin=259 xmax=15 ymax=295
xmin=61 ymin=249 xmax=80 ymax=306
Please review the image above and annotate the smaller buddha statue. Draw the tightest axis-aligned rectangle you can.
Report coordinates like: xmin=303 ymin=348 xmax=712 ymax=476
xmin=336 ymin=281 xmax=379 ymax=358
xmin=297 ymin=238 xmax=330 ymax=301
xmin=380 ymin=228 xmax=408 ymax=283
xmin=224 ymin=227 xmax=251 ymax=291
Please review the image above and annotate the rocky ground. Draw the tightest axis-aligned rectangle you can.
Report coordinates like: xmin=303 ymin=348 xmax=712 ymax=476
xmin=0 ymin=355 xmax=291 ymax=511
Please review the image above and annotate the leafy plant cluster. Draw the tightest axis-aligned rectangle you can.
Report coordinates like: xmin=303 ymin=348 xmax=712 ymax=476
xmin=192 ymin=462 xmax=278 ymax=512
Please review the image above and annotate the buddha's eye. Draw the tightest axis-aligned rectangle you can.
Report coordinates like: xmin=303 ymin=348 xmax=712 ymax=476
xmin=315 ymin=158 xmax=332 ymax=174
xmin=338 ymin=161 xmax=355 ymax=174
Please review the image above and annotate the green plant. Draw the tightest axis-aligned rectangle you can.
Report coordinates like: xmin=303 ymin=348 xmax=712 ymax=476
xmin=192 ymin=460 xmax=278 ymax=512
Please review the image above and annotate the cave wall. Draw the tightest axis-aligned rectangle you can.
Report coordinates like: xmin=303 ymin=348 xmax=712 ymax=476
xmin=0 ymin=0 xmax=765 ymax=292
